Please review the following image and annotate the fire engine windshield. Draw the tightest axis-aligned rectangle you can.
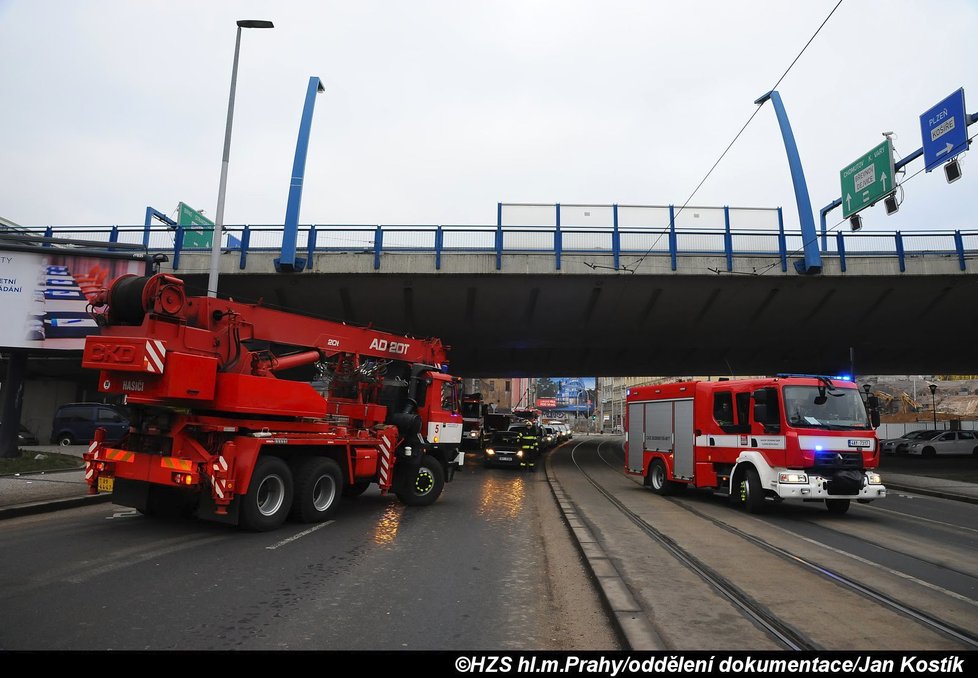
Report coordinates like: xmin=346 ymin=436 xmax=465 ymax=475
xmin=783 ymin=386 xmax=871 ymax=430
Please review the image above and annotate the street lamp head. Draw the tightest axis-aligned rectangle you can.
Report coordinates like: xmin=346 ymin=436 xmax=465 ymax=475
xmin=928 ymin=383 xmax=938 ymax=395
xmin=237 ymin=19 xmax=274 ymax=29
xmin=754 ymin=90 xmax=774 ymax=105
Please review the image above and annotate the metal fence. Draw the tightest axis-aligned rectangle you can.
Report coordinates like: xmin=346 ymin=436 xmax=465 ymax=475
xmin=16 ymin=220 xmax=978 ymax=273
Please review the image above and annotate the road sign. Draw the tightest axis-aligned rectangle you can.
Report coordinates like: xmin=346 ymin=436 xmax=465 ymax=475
xmin=177 ymin=202 xmax=214 ymax=248
xmin=840 ymin=139 xmax=895 ymax=218
xmin=920 ymin=88 xmax=968 ymax=172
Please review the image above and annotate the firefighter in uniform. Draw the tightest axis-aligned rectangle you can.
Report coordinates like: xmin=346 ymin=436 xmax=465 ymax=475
xmin=517 ymin=422 xmax=542 ymax=471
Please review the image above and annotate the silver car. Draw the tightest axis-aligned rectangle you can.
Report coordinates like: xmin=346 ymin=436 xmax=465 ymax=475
xmin=905 ymin=430 xmax=978 ymax=457
xmin=880 ymin=429 xmax=941 ymax=455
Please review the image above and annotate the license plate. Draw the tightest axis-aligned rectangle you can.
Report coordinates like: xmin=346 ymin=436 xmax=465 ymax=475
xmin=97 ymin=476 xmax=114 ymax=493
xmin=498 ymin=455 xmax=512 ymax=462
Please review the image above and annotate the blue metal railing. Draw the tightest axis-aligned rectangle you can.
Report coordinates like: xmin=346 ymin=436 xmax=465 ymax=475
xmin=12 ymin=223 xmax=978 ymax=273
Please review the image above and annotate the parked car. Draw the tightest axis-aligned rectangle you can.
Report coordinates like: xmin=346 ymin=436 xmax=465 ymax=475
xmin=0 ymin=422 xmax=39 ymax=446
xmin=50 ymin=403 xmax=129 ymax=446
xmin=880 ymin=429 xmax=941 ymax=455
xmin=484 ymin=430 xmax=538 ymax=470
xmin=905 ymin=430 xmax=978 ymax=457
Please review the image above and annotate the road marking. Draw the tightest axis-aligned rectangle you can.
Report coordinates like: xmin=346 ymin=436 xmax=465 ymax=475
xmin=105 ymin=509 xmax=139 ymax=520
xmin=266 ymin=521 xmax=334 ymax=550
xmin=66 ymin=535 xmax=226 ymax=584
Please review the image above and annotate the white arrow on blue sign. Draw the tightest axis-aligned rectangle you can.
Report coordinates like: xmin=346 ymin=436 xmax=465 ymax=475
xmin=920 ymin=88 xmax=968 ymax=172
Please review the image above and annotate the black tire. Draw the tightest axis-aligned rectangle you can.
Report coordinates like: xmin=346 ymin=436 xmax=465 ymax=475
xmin=57 ymin=434 xmax=74 ymax=446
xmin=737 ymin=465 xmax=765 ymax=514
xmin=239 ymin=456 xmax=294 ymax=531
xmin=342 ymin=480 xmax=371 ymax=498
xmin=826 ymin=498 xmax=851 ymax=514
xmin=395 ymin=455 xmax=445 ymax=507
xmin=290 ymin=457 xmax=343 ymax=523
xmin=972 ymin=447 xmax=978 ymax=457
xmin=922 ymin=447 xmax=936 ymax=458
xmin=647 ymin=458 xmax=675 ymax=496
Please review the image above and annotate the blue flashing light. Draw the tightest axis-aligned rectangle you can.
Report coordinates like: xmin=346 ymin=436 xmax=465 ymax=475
xmin=776 ymin=373 xmax=853 ymax=383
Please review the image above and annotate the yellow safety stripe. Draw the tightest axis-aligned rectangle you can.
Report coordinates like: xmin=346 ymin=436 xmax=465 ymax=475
xmin=103 ymin=448 xmax=135 ymax=462
xmin=160 ymin=457 xmax=194 ymax=472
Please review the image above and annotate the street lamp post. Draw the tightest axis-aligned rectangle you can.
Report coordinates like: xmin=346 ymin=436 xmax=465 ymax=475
xmin=207 ymin=19 xmax=274 ymax=298
xmin=929 ymin=383 xmax=938 ymax=428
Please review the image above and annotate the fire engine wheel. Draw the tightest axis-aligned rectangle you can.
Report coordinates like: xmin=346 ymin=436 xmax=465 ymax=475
xmin=395 ymin=455 xmax=445 ymax=507
xmin=290 ymin=457 xmax=343 ymax=523
xmin=825 ymin=499 xmax=851 ymax=514
xmin=737 ymin=466 xmax=765 ymax=514
xmin=647 ymin=459 xmax=675 ymax=496
xmin=239 ymin=456 xmax=294 ymax=531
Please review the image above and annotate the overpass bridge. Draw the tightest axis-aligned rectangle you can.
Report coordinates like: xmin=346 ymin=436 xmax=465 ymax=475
xmin=8 ymin=213 xmax=978 ymax=377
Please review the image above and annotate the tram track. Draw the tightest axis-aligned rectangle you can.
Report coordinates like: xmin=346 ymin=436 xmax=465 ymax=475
xmin=547 ymin=435 xmax=978 ymax=650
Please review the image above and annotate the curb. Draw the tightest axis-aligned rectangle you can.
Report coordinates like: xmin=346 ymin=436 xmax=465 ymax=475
xmin=0 ymin=493 xmax=114 ymax=521
xmin=544 ymin=449 xmax=664 ymax=651
xmin=884 ymin=482 xmax=978 ymax=506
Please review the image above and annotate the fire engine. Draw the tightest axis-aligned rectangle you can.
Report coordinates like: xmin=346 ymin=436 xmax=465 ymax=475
xmin=81 ymin=273 xmax=464 ymax=530
xmin=625 ymin=375 xmax=886 ymax=514
xmin=461 ymin=393 xmax=488 ymax=449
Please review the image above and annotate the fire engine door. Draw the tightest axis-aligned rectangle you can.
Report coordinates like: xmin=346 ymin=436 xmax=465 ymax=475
xmin=673 ymin=399 xmax=694 ymax=480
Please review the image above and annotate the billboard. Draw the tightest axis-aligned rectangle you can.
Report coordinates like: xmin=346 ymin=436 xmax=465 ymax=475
xmin=535 ymin=377 xmax=595 ymax=416
xmin=0 ymin=249 xmax=144 ymax=350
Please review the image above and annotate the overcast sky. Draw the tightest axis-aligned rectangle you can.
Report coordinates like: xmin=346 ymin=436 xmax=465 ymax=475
xmin=1 ymin=0 xmax=975 ymax=235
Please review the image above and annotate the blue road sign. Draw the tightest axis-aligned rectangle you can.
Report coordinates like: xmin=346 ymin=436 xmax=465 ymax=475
xmin=920 ymin=88 xmax=968 ymax=172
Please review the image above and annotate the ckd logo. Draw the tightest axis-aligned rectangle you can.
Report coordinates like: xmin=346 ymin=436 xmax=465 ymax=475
xmin=369 ymin=338 xmax=410 ymax=355
xmin=90 ymin=343 xmax=136 ymax=363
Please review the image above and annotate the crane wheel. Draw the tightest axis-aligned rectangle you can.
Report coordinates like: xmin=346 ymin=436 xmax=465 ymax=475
xmin=239 ymin=456 xmax=294 ymax=531
xmin=395 ymin=455 xmax=445 ymax=507
xmin=290 ymin=457 xmax=343 ymax=523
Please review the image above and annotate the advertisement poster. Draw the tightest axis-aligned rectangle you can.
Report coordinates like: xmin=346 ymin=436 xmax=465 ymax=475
xmin=535 ymin=377 xmax=595 ymax=417
xmin=0 ymin=248 xmax=144 ymax=350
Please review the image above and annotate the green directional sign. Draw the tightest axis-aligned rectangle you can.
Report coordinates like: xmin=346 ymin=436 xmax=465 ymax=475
xmin=840 ymin=140 xmax=895 ymax=218
xmin=177 ymin=202 xmax=214 ymax=248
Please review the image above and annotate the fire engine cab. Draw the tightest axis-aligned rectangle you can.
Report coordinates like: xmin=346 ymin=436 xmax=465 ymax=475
xmin=625 ymin=375 xmax=886 ymax=514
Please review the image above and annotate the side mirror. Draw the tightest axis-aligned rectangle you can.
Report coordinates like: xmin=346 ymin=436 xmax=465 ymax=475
xmin=754 ymin=403 xmax=768 ymax=424
xmin=871 ymin=411 xmax=881 ymax=428
xmin=868 ymin=395 xmax=879 ymax=409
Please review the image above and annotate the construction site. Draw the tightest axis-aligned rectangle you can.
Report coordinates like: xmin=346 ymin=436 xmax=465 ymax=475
xmin=862 ymin=376 xmax=978 ymax=424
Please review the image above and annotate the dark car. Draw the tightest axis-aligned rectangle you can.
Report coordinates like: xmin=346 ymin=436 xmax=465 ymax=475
xmin=1 ymin=422 xmax=39 ymax=446
xmin=50 ymin=403 xmax=129 ymax=446
xmin=483 ymin=431 xmax=538 ymax=470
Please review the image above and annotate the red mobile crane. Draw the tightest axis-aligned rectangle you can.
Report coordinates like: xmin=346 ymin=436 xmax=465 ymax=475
xmin=81 ymin=274 xmax=463 ymax=530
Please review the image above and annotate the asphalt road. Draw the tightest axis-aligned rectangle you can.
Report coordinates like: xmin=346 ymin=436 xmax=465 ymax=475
xmin=0 ymin=452 xmax=619 ymax=651
xmin=549 ymin=437 xmax=978 ymax=651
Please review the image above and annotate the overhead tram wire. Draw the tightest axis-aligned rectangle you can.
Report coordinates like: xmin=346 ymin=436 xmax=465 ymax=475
xmin=614 ymin=0 xmax=845 ymax=274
